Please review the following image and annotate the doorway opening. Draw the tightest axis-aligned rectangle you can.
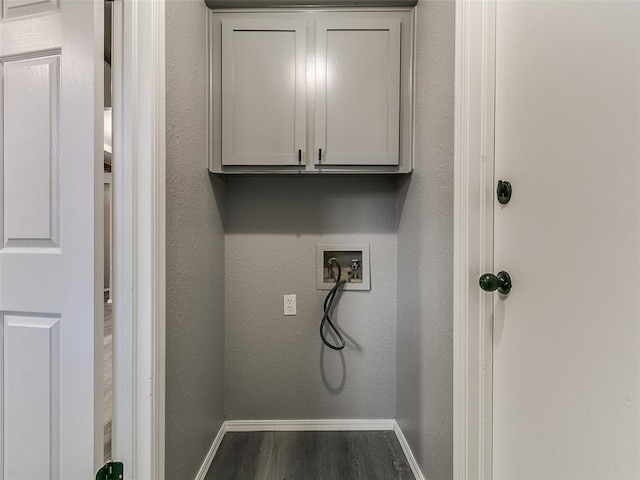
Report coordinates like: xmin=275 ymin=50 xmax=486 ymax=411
xmin=104 ymin=0 xmax=114 ymax=463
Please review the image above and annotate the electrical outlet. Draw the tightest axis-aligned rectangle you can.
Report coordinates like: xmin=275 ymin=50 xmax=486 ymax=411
xmin=283 ymin=294 xmax=296 ymax=316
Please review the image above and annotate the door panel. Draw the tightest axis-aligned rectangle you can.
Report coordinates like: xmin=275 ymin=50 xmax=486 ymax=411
xmin=0 ymin=1 xmax=103 ymax=478
xmin=3 ymin=55 xmax=60 ymax=248
xmin=3 ymin=0 xmax=58 ymax=19
xmin=315 ymin=19 xmax=400 ymax=166
xmin=221 ymin=19 xmax=306 ymax=166
xmin=493 ymin=1 xmax=640 ymax=478
xmin=4 ymin=314 xmax=60 ymax=479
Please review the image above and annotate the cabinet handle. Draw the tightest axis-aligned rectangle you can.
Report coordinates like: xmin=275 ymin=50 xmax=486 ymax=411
xmin=319 ymin=148 xmax=322 ymax=163
xmin=298 ymin=149 xmax=302 ymax=164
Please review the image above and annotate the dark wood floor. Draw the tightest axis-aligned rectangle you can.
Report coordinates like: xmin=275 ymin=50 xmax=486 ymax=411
xmin=205 ymin=431 xmax=415 ymax=480
xmin=104 ymin=298 xmax=112 ymax=461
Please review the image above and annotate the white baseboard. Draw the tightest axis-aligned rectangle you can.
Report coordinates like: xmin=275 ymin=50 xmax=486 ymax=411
xmin=194 ymin=419 xmax=424 ymax=480
xmin=224 ymin=419 xmax=396 ymax=432
xmin=393 ymin=422 xmax=425 ymax=480
xmin=194 ymin=422 xmax=227 ymax=480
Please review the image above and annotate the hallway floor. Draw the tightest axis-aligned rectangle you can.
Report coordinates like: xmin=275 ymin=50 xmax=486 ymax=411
xmin=205 ymin=431 xmax=415 ymax=480
xmin=104 ymin=298 xmax=112 ymax=461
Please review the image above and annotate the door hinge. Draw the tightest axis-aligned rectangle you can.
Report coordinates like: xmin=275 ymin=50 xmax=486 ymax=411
xmin=96 ymin=462 xmax=124 ymax=480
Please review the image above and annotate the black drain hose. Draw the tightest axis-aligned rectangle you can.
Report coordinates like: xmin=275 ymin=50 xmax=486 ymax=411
xmin=320 ymin=258 xmax=347 ymax=350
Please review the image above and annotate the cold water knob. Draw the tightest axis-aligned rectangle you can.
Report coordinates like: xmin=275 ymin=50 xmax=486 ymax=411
xmin=479 ymin=271 xmax=512 ymax=295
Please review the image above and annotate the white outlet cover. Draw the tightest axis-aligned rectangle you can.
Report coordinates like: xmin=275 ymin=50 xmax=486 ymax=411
xmin=283 ymin=294 xmax=296 ymax=316
xmin=316 ymin=244 xmax=370 ymax=291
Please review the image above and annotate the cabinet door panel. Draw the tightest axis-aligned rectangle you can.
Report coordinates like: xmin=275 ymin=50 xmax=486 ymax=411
xmin=222 ymin=20 xmax=306 ymax=165
xmin=315 ymin=19 xmax=400 ymax=166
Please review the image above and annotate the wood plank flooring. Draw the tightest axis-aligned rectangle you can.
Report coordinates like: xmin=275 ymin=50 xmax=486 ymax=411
xmin=104 ymin=298 xmax=113 ymax=461
xmin=205 ymin=431 xmax=415 ymax=480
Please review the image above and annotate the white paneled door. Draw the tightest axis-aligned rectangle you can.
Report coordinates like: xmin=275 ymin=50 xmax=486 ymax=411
xmin=492 ymin=1 xmax=640 ymax=478
xmin=0 ymin=1 xmax=103 ymax=479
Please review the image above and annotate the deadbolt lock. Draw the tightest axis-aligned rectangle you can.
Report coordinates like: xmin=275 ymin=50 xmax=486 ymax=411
xmin=497 ymin=180 xmax=512 ymax=205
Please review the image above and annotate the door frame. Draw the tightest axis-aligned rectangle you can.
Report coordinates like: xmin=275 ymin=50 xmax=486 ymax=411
xmin=453 ymin=0 xmax=496 ymax=478
xmin=111 ymin=0 xmax=166 ymax=477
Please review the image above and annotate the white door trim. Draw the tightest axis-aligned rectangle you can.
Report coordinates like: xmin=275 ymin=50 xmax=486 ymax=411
xmin=111 ymin=0 xmax=166 ymax=477
xmin=104 ymin=172 xmax=113 ymax=302
xmin=453 ymin=0 xmax=496 ymax=478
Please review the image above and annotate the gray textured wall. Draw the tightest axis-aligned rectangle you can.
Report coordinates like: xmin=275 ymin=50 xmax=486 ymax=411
xmin=395 ymin=0 xmax=455 ymax=478
xmin=225 ymin=176 xmax=397 ymax=419
xmin=165 ymin=1 xmax=226 ymax=478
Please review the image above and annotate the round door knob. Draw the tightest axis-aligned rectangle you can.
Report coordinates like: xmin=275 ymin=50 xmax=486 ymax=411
xmin=479 ymin=271 xmax=512 ymax=294
xmin=497 ymin=180 xmax=512 ymax=205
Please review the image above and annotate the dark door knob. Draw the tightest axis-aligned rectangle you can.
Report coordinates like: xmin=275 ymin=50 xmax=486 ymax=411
xmin=479 ymin=271 xmax=512 ymax=294
xmin=497 ymin=180 xmax=512 ymax=204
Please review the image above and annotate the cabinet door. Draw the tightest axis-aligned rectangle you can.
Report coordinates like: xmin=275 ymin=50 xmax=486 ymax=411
xmin=222 ymin=19 xmax=306 ymax=166
xmin=315 ymin=19 xmax=401 ymax=166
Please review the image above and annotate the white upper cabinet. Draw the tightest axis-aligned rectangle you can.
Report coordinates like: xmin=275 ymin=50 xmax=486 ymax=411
xmin=221 ymin=19 xmax=306 ymax=165
xmin=315 ymin=19 xmax=401 ymax=166
xmin=208 ymin=9 xmax=415 ymax=174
